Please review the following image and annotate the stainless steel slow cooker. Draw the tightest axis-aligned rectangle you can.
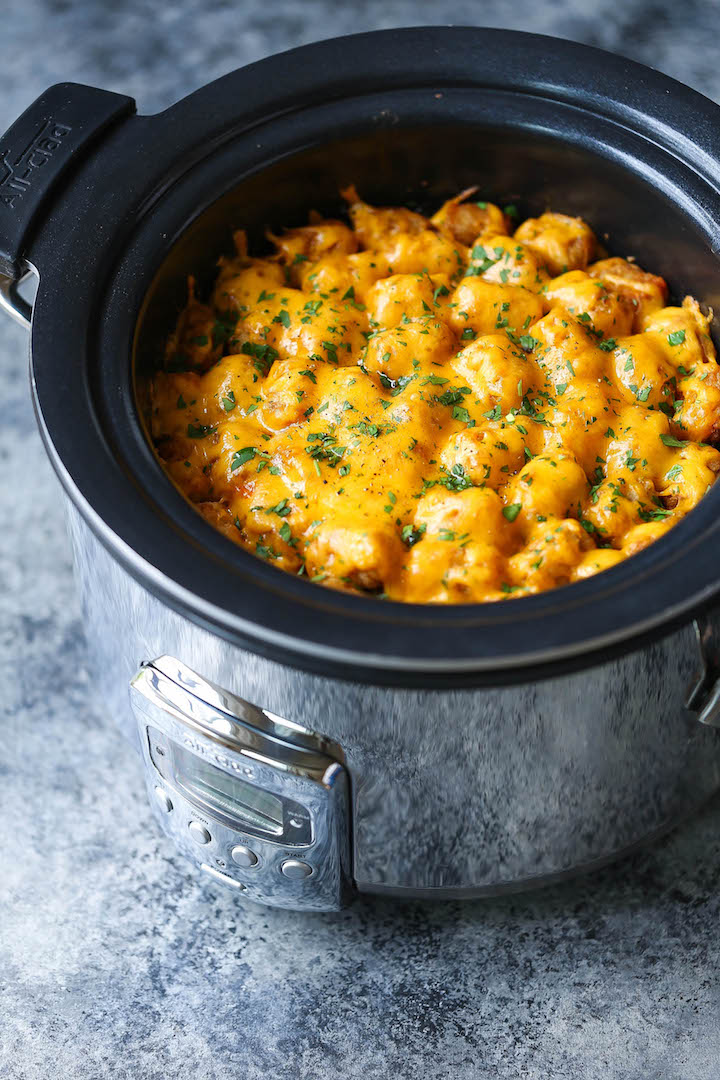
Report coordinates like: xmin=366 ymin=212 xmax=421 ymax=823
xmin=4 ymin=28 xmax=720 ymax=911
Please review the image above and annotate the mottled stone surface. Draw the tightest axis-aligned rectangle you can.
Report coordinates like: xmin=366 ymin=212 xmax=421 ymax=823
xmin=2 ymin=3 xmax=720 ymax=1077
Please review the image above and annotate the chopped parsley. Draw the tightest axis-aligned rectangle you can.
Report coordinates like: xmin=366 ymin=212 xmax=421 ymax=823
xmin=212 ymin=310 xmax=239 ymax=348
xmin=306 ymin=430 xmax=347 ymax=466
xmin=187 ymin=422 xmax=215 ymax=438
xmin=402 ymin=523 xmax=426 ymax=546
xmin=638 ymin=506 xmax=672 ymax=522
xmin=241 ymin=340 xmax=279 ymax=375
xmin=437 ymin=464 xmax=474 ymax=491
xmin=230 ymin=446 xmax=257 ymax=470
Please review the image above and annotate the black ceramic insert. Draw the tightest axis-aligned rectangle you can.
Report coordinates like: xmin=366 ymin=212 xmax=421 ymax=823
xmin=4 ymin=28 xmax=720 ymax=686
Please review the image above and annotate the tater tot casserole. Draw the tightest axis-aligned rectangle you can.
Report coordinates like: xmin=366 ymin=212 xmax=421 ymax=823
xmin=149 ymin=188 xmax=720 ymax=603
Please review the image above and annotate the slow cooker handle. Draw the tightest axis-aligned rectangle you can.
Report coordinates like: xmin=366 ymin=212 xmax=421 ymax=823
xmin=0 ymin=82 xmax=135 ymax=323
xmin=687 ymin=614 xmax=720 ymax=727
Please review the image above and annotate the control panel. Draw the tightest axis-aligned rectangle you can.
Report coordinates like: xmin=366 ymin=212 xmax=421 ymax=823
xmin=130 ymin=656 xmax=351 ymax=911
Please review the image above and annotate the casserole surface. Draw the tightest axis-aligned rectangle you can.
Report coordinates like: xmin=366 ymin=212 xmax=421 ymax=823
xmin=151 ymin=190 xmax=720 ymax=602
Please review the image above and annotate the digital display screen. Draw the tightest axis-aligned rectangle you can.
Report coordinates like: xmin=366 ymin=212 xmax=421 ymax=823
xmin=170 ymin=741 xmax=284 ymax=836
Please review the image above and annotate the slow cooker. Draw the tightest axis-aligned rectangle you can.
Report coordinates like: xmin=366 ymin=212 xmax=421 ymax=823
xmin=4 ymin=27 xmax=720 ymax=911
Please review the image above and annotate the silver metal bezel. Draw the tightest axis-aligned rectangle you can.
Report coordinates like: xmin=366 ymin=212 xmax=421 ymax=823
xmin=130 ymin=657 xmax=352 ymax=910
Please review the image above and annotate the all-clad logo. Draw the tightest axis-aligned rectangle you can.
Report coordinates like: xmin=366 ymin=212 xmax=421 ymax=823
xmin=0 ymin=119 xmax=71 ymax=209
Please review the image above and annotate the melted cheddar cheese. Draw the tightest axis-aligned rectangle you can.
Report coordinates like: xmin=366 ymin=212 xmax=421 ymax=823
xmin=149 ymin=188 xmax=720 ymax=603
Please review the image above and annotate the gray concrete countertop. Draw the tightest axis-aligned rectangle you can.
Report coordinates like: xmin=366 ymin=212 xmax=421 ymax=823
xmin=2 ymin=3 xmax=720 ymax=1077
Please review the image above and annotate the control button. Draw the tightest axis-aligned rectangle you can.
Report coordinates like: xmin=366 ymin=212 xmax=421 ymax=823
xmin=188 ymin=821 xmax=211 ymax=845
xmin=154 ymin=787 xmax=173 ymax=813
xmin=231 ymin=844 xmax=259 ymax=868
xmin=280 ymin=858 xmax=313 ymax=880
